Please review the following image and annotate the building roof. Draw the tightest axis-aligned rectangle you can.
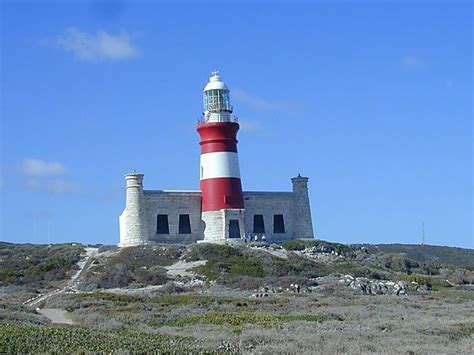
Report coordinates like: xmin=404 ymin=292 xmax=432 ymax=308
xmin=203 ymin=70 xmax=228 ymax=92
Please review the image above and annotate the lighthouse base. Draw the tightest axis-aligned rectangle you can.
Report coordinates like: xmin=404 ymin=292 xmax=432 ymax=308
xmin=201 ymin=209 xmax=245 ymax=243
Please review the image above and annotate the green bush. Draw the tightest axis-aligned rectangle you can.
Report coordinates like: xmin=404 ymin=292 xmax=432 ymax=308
xmin=0 ymin=243 xmax=84 ymax=287
xmin=397 ymin=274 xmax=451 ymax=290
xmin=81 ymin=245 xmax=178 ymax=289
xmin=190 ymin=244 xmax=331 ymax=287
xmin=194 ymin=253 xmax=265 ymax=281
xmin=282 ymin=239 xmax=351 ymax=255
xmin=185 ymin=243 xmax=240 ymax=262
xmin=382 ymin=253 xmax=419 ymax=272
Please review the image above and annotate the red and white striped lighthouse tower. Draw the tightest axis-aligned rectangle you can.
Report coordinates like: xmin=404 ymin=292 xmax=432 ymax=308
xmin=197 ymin=71 xmax=245 ymax=242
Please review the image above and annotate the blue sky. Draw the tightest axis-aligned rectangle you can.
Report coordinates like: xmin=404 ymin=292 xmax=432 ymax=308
xmin=1 ymin=0 xmax=472 ymax=248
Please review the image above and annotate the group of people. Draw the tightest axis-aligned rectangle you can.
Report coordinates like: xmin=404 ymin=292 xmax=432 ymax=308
xmin=242 ymin=232 xmax=266 ymax=244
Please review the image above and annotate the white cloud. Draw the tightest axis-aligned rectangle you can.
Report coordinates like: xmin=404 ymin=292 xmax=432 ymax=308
xmin=27 ymin=178 xmax=80 ymax=195
xmin=233 ymin=89 xmax=299 ymax=112
xmin=55 ymin=27 xmax=138 ymax=61
xmin=239 ymin=120 xmax=262 ymax=132
xmin=401 ymin=56 xmax=424 ymax=69
xmin=20 ymin=158 xmax=67 ymax=177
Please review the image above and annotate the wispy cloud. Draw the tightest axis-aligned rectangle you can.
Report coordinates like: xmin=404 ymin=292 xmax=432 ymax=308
xmin=239 ymin=120 xmax=262 ymax=132
xmin=50 ymin=27 xmax=139 ymax=61
xmin=18 ymin=158 xmax=80 ymax=195
xmin=20 ymin=158 xmax=67 ymax=177
xmin=27 ymin=178 xmax=80 ymax=195
xmin=401 ymin=56 xmax=425 ymax=69
xmin=233 ymin=89 xmax=300 ymax=113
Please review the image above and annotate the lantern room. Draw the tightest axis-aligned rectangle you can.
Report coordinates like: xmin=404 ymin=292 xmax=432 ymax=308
xmin=202 ymin=70 xmax=233 ymax=123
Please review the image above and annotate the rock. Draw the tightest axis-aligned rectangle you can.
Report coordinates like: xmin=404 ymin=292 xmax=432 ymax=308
xmin=258 ymin=285 xmax=276 ymax=294
xmin=394 ymin=281 xmax=407 ymax=296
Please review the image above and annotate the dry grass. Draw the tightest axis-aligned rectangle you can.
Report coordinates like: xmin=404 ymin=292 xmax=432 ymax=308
xmin=19 ymin=285 xmax=471 ymax=354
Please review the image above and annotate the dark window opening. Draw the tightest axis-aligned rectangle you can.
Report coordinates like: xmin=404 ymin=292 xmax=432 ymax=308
xmin=229 ymin=219 xmax=240 ymax=238
xmin=179 ymin=214 xmax=191 ymax=234
xmin=273 ymin=214 xmax=285 ymax=234
xmin=253 ymin=215 xmax=265 ymax=234
xmin=157 ymin=214 xmax=169 ymax=234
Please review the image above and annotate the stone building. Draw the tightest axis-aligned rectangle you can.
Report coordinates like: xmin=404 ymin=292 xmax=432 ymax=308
xmin=119 ymin=72 xmax=314 ymax=247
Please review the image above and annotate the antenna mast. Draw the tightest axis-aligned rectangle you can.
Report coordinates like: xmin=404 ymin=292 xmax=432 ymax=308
xmin=421 ymin=222 xmax=425 ymax=245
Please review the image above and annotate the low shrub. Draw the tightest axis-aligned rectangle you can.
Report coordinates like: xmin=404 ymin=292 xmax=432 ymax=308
xmin=282 ymin=239 xmax=351 ymax=256
xmin=185 ymin=243 xmax=240 ymax=262
xmin=0 ymin=323 xmax=193 ymax=353
xmin=0 ymin=243 xmax=84 ymax=287
xmin=397 ymin=274 xmax=451 ymax=290
xmin=190 ymin=244 xmax=332 ymax=288
xmin=81 ymin=245 xmax=178 ymax=289
xmin=382 ymin=253 xmax=419 ymax=273
xmin=167 ymin=310 xmax=325 ymax=333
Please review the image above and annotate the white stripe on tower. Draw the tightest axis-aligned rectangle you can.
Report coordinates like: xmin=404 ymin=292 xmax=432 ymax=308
xmin=200 ymin=151 xmax=241 ymax=180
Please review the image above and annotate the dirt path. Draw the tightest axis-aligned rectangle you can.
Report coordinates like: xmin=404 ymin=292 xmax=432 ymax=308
xmin=250 ymin=246 xmax=289 ymax=259
xmin=37 ymin=308 xmax=74 ymax=325
xmin=23 ymin=247 xmax=99 ymax=307
xmin=165 ymin=260 xmax=207 ymax=278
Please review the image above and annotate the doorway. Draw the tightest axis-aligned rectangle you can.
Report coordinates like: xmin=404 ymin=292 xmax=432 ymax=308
xmin=229 ymin=219 xmax=240 ymax=239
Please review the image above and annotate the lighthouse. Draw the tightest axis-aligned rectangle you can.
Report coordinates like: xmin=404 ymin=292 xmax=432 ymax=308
xmin=118 ymin=70 xmax=315 ymax=247
xmin=197 ymin=71 xmax=245 ymax=242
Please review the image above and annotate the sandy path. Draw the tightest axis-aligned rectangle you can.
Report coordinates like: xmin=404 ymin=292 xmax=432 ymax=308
xmin=24 ymin=247 xmax=98 ymax=307
xmin=250 ymin=246 xmax=289 ymax=259
xmin=37 ymin=308 xmax=74 ymax=325
xmin=165 ymin=260 xmax=207 ymax=278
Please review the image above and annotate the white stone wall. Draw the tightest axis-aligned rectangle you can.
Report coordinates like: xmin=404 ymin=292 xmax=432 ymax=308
xmin=201 ymin=209 xmax=245 ymax=243
xmin=143 ymin=190 xmax=204 ymax=244
xmin=119 ymin=176 xmax=314 ymax=246
xmin=243 ymin=192 xmax=295 ymax=243
xmin=201 ymin=210 xmax=225 ymax=243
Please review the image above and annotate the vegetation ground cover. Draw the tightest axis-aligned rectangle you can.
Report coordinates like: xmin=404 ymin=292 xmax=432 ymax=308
xmin=0 ymin=323 xmax=197 ymax=353
xmin=0 ymin=242 xmax=84 ymax=288
xmin=1 ymin=241 xmax=472 ymax=353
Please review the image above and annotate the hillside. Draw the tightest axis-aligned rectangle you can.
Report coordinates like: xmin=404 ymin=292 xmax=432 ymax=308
xmin=355 ymin=243 xmax=474 ymax=270
xmin=0 ymin=240 xmax=473 ymax=353
xmin=0 ymin=242 xmax=84 ymax=289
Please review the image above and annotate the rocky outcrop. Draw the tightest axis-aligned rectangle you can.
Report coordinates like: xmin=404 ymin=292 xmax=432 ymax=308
xmin=339 ymin=275 xmax=409 ymax=295
xmin=293 ymin=246 xmax=344 ymax=261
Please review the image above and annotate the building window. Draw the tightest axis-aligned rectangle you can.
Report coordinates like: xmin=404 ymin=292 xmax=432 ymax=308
xmin=178 ymin=214 xmax=191 ymax=234
xmin=229 ymin=219 xmax=240 ymax=238
xmin=157 ymin=214 xmax=169 ymax=234
xmin=273 ymin=214 xmax=285 ymax=234
xmin=253 ymin=214 xmax=265 ymax=234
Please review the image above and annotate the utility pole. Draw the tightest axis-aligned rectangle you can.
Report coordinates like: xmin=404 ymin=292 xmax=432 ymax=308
xmin=421 ymin=222 xmax=425 ymax=245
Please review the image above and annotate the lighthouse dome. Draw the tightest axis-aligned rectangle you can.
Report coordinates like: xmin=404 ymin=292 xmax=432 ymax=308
xmin=203 ymin=70 xmax=229 ymax=92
